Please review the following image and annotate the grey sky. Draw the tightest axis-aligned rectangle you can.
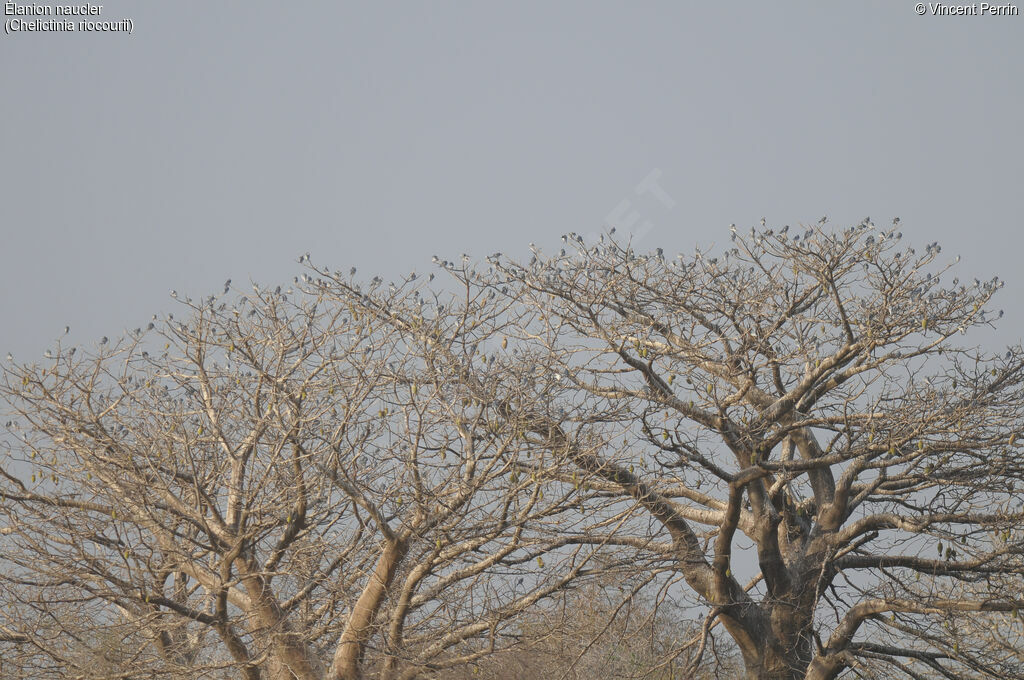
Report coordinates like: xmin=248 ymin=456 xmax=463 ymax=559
xmin=2 ymin=1 xmax=1022 ymax=359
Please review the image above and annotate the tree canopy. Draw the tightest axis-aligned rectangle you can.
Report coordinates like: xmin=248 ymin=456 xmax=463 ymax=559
xmin=3 ymin=221 xmax=1023 ymax=680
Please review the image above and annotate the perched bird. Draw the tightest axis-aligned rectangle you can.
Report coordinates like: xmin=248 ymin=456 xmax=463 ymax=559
xmin=170 ymin=290 xmax=178 ymax=298
xmin=63 ymin=326 xmax=70 ymax=334
xmin=100 ymin=336 xmax=108 ymax=345
xmin=350 ymin=267 xmax=357 ymax=276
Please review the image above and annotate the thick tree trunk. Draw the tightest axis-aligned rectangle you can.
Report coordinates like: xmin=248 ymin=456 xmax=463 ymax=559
xmin=723 ymin=596 xmax=816 ymax=680
xmin=328 ymin=538 xmax=410 ymax=680
xmin=803 ymin=656 xmax=845 ymax=680
xmin=239 ymin=572 xmax=322 ymax=680
xmin=735 ymin=637 xmax=814 ymax=679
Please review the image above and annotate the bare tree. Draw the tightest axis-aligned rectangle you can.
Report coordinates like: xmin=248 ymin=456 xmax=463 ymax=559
xmin=4 ymin=221 xmax=1024 ymax=680
xmin=475 ymin=223 xmax=1024 ymax=679
xmin=0 ymin=272 xmax=624 ymax=680
xmin=452 ymin=575 xmax=741 ymax=680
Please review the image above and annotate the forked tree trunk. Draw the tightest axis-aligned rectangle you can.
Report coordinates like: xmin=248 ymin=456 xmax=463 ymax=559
xmin=328 ymin=538 xmax=410 ymax=680
xmin=239 ymin=571 xmax=323 ymax=680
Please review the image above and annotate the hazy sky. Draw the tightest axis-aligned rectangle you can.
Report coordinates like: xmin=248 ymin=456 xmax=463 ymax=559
xmin=2 ymin=2 xmax=1022 ymax=359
